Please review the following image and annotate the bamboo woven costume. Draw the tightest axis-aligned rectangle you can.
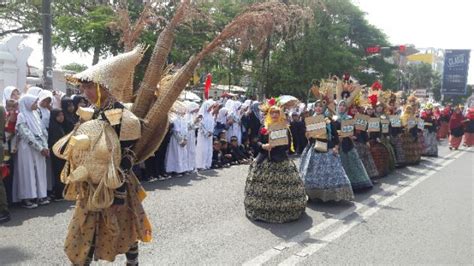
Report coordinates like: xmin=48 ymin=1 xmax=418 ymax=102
xmin=244 ymin=103 xmax=306 ymax=223
xmin=57 ymin=47 xmax=152 ymax=265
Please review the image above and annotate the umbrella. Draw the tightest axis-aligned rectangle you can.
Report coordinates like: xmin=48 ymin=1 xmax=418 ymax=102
xmin=278 ymin=95 xmax=299 ymax=108
xmin=179 ymin=90 xmax=201 ymax=102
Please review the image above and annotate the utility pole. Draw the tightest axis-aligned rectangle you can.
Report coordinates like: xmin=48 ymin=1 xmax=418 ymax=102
xmin=42 ymin=0 xmax=53 ymax=90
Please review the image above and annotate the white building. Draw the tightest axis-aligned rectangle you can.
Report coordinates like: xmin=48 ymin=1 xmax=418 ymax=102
xmin=0 ymin=35 xmax=71 ymax=104
xmin=0 ymin=35 xmax=33 ymax=97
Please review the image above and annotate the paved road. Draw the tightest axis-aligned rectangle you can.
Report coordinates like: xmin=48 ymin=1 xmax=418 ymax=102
xmin=1 ymin=141 xmax=472 ymax=265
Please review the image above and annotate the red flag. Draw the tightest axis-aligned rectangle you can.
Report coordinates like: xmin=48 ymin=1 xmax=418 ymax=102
xmin=371 ymin=80 xmax=382 ymax=91
xmin=204 ymin=73 xmax=212 ymax=99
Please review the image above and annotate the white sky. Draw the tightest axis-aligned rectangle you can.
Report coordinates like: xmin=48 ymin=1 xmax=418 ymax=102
xmin=354 ymin=0 xmax=474 ymax=84
xmin=25 ymin=0 xmax=474 ymax=84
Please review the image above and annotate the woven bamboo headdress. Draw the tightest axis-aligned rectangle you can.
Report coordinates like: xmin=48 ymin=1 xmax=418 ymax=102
xmin=67 ymin=45 xmax=147 ymax=102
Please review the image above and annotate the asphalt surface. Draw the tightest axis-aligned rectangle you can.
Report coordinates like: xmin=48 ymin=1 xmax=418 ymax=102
xmin=0 ymin=140 xmax=472 ymax=265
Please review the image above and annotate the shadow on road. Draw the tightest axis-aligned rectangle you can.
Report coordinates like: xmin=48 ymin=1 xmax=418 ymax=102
xmin=248 ymin=212 xmax=314 ymax=239
xmin=0 ymin=247 xmax=33 ymax=264
xmin=1 ymin=200 xmax=73 ymax=228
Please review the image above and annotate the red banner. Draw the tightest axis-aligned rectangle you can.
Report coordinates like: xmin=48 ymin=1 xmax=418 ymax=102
xmin=204 ymin=73 xmax=212 ymax=99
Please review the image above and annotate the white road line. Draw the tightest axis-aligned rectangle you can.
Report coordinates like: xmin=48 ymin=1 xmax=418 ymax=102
xmin=242 ymin=150 xmax=466 ymax=266
xmin=278 ymin=150 xmax=467 ymax=266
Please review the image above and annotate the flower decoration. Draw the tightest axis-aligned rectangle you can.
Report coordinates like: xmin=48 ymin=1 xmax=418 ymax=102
xmin=371 ymin=80 xmax=382 ymax=91
xmin=368 ymin=94 xmax=378 ymax=108
xmin=260 ymin=127 xmax=269 ymax=135
xmin=268 ymin=97 xmax=276 ymax=106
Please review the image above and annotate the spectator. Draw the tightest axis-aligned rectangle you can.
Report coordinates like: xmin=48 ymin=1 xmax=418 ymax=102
xmin=48 ymin=109 xmax=66 ymax=201
xmin=60 ymin=96 xmax=77 ymax=133
xmin=229 ymin=136 xmax=249 ymax=164
xmin=12 ymin=95 xmax=50 ymax=208
xmin=0 ymin=105 xmax=10 ymax=223
xmin=211 ymin=139 xmax=223 ymax=169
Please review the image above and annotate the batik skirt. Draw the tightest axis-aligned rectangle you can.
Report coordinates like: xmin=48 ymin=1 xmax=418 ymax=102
xmin=463 ymin=132 xmax=474 ymax=147
xmin=339 ymin=147 xmax=373 ymax=191
xmin=422 ymin=130 xmax=438 ymax=156
xmin=245 ymin=158 xmax=307 ymax=223
xmin=354 ymin=142 xmax=379 ymax=179
xmin=390 ymin=135 xmax=407 ymax=167
xmin=369 ymin=140 xmax=390 ymax=178
xmin=299 ymin=145 xmax=354 ymax=202
xmin=380 ymin=136 xmax=396 ymax=172
xmin=401 ymin=132 xmax=421 ymax=165
xmin=449 ymin=135 xmax=463 ymax=149
xmin=437 ymin=122 xmax=449 ymax=139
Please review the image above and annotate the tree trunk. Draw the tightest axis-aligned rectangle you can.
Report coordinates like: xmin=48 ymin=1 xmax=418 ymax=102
xmin=42 ymin=0 xmax=53 ymax=91
xmin=92 ymin=45 xmax=100 ymax=65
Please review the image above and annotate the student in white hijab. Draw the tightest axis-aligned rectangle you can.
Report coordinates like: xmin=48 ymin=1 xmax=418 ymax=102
xmin=12 ymin=95 xmax=50 ymax=208
xmin=184 ymin=101 xmax=200 ymax=172
xmin=165 ymin=110 xmax=189 ymax=175
xmin=215 ymin=106 xmax=229 ymax=137
xmin=2 ymin=86 xmax=21 ymax=106
xmin=196 ymin=99 xmax=216 ymax=170
xmin=37 ymin=89 xmax=53 ymax=134
xmin=37 ymin=89 xmax=54 ymax=194
xmin=227 ymin=100 xmax=243 ymax=144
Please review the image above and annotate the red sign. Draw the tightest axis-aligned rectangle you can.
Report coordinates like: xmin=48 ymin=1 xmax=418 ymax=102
xmin=366 ymin=46 xmax=381 ymax=54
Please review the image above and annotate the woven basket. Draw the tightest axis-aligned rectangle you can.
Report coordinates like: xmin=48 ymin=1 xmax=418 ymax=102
xmin=69 ymin=134 xmax=90 ymax=150
xmin=76 ymin=107 xmax=94 ymax=121
xmin=119 ymin=109 xmax=141 ymax=141
xmin=69 ymin=119 xmax=121 ymax=185
xmin=104 ymin=108 xmax=123 ymax=126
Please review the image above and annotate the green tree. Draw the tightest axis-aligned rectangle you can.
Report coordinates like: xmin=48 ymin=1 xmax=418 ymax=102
xmin=53 ymin=2 xmax=121 ymax=65
xmin=263 ymin=0 xmax=395 ymax=99
xmin=406 ymin=62 xmax=434 ymax=89
xmin=61 ymin=62 xmax=88 ymax=73
xmin=0 ymin=0 xmax=42 ymax=37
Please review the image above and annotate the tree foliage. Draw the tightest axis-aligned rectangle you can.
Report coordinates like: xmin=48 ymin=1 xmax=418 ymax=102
xmin=1 ymin=0 xmax=396 ymax=99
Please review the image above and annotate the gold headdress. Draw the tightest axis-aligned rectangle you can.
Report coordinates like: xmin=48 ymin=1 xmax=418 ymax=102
xmin=66 ymin=45 xmax=147 ymax=102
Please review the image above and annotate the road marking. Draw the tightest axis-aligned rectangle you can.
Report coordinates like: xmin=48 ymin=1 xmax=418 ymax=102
xmin=278 ymin=150 xmax=467 ymax=266
xmin=243 ymin=149 xmax=467 ymax=266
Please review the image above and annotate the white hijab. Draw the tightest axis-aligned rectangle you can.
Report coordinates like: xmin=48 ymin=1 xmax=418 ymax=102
xmin=37 ymin=90 xmax=53 ymax=128
xmin=184 ymin=101 xmax=200 ymax=124
xmin=2 ymin=86 xmax=17 ymax=107
xmin=27 ymin=86 xmax=43 ymax=97
xmin=216 ymin=107 xmax=229 ymax=124
xmin=198 ymin=99 xmax=215 ymax=131
xmin=16 ymin=94 xmax=44 ymax=137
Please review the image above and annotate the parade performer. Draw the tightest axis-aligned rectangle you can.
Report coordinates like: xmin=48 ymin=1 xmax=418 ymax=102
xmin=421 ymin=103 xmax=439 ymax=157
xmin=335 ymin=101 xmax=373 ymax=191
xmin=299 ymin=100 xmax=354 ymax=202
xmin=352 ymin=104 xmax=379 ymax=179
xmin=386 ymin=93 xmax=406 ymax=167
xmin=375 ymin=100 xmax=396 ymax=172
xmin=55 ymin=46 xmax=152 ymax=265
xmin=437 ymin=105 xmax=451 ymax=139
xmin=463 ymin=107 xmax=474 ymax=147
xmin=400 ymin=105 xmax=421 ymax=164
xmin=448 ymin=105 xmax=465 ymax=150
xmin=244 ymin=99 xmax=306 ymax=223
xmin=366 ymin=101 xmax=390 ymax=178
